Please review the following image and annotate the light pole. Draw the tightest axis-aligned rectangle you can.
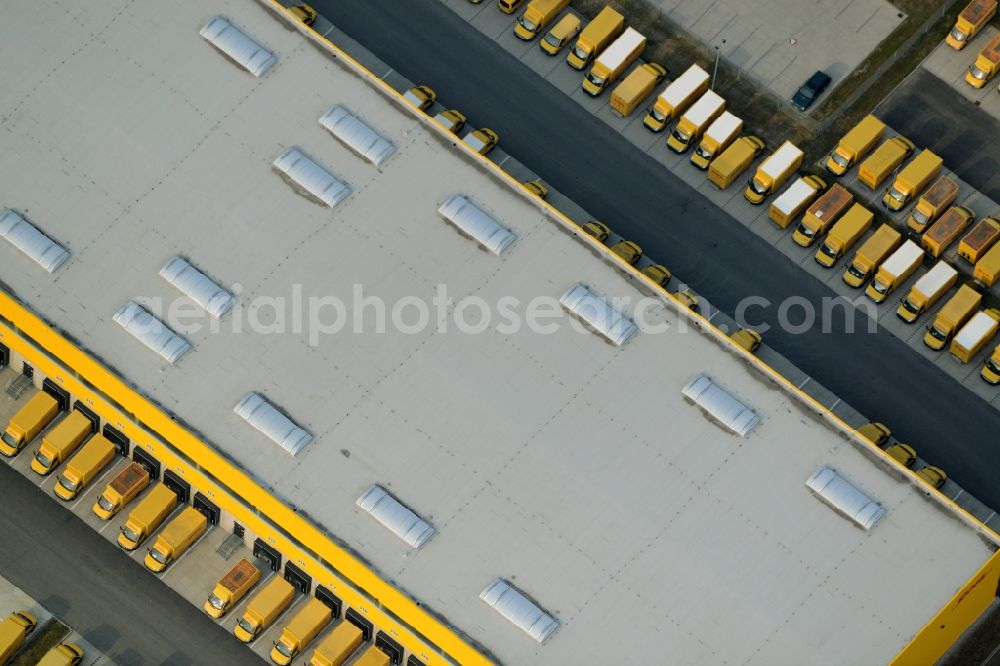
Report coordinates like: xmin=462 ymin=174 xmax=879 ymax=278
xmin=712 ymin=39 xmax=726 ymax=90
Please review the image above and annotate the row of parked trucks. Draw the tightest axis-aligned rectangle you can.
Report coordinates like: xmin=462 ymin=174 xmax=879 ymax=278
xmin=1 ymin=610 xmax=83 ymax=666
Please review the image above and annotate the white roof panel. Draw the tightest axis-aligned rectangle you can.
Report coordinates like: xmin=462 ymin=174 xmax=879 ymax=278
xmin=0 ymin=209 xmax=70 ymax=273
xmin=703 ymin=111 xmax=742 ymax=144
xmin=772 ymin=178 xmax=819 ymax=216
xmin=559 ymin=282 xmax=638 ymax=346
xmin=593 ymin=27 xmax=644 ymax=70
xmin=760 ymin=141 xmax=803 ymax=179
xmin=233 ymin=392 xmax=312 ymax=456
xmin=437 ymin=194 xmax=515 ymax=254
xmin=318 ymin=106 xmax=396 ymax=167
xmin=682 ymin=90 xmax=725 ymax=127
xmin=272 ymin=147 xmax=351 ymax=208
xmin=681 ymin=374 xmax=760 ymax=437
xmin=480 ymin=579 xmax=558 ymax=644
xmin=356 ymin=485 xmax=435 ymax=549
xmin=911 ymin=260 xmax=957 ymax=296
xmin=112 ymin=301 xmax=191 ymax=364
xmin=199 ymin=16 xmax=276 ymax=77
xmin=806 ymin=466 xmax=887 ymax=530
xmin=879 ymin=239 xmax=924 ymax=277
xmin=659 ymin=64 xmax=710 ymax=107
xmin=955 ymin=311 xmax=999 ymax=349
xmin=159 ymin=256 xmax=236 ymax=318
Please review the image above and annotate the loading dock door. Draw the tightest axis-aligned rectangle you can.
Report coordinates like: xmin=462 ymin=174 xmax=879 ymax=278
xmin=375 ymin=633 xmax=403 ymax=665
xmin=253 ymin=538 xmax=281 ymax=572
xmin=132 ymin=448 xmax=160 ymax=480
xmin=0 ymin=343 xmax=8 ymax=369
xmin=102 ymin=424 xmax=129 ymax=456
xmin=315 ymin=586 xmax=342 ymax=618
xmin=162 ymin=470 xmax=190 ymax=504
xmin=72 ymin=402 xmax=99 ymax=433
xmin=284 ymin=562 xmax=311 ymax=594
xmin=406 ymin=656 xmax=427 ymax=666
xmin=345 ymin=609 xmax=374 ymax=642
xmin=41 ymin=378 xmax=69 ymax=411
xmin=193 ymin=493 xmax=220 ymax=525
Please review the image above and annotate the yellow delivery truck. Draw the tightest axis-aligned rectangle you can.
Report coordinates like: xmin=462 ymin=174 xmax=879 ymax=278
xmin=907 ymin=176 xmax=959 ymax=233
xmin=793 ymin=183 xmax=854 ymax=246
xmin=205 ymin=559 xmax=262 ymax=618
xmin=566 ymin=6 xmax=624 ymax=69
xmin=609 ymin=62 xmax=666 ymax=116
xmin=707 ymin=136 xmax=764 ymax=189
xmin=36 ymin=643 xmax=84 ymax=666
xmin=0 ymin=611 xmax=36 ymax=665
xmin=744 ymin=140 xmax=802 ymax=204
xmin=966 ymin=32 xmax=1000 ymax=87
xmin=309 ymin=622 xmax=363 ymax=666
xmin=959 ymin=217 xmax=1000 ymax=264
xmin=951 ymin=309 xmax=1000 ymax=362
xmin=816 ymin=203 xmax=874 ymax=267
xmin=897 ymin=260 xmax=958 ymax=322
xmin=974 ymin=241 xmax=1000 ymax=286
xmin=540 ymin=14 xmax=582 ymax=55
xmin=582 ymin=28 xmax=646 ymax=95
xmin=858 ymin=136 xmax=915 ymax=190
xmin=768 ymin=175 xmax=826 ymax=229
xmin=353 ymin=646 xmax=392 ymax=666
xmin=843 ymin=224 xmax=903 ymax=288
xmin=866 ymin=240 xmax=925 ymax=303
xmin=118 ymin=483 xmax=178 ymax=550
xmin=643 ymin=63 xmax=710 ymax=132
xmin=947 ymin=0 xmax=997 ymax=49
xmin=924 ymin=284 xmax=982 ymax=350
xmin=145 ymin=506 xmax=208 ymax=572
xmin=1 ymin=391 xmax=59 ymax=458
xmin=94 ymin=462 xmax=150 ymax=520
xmin=234 ymin=577 xmax=296 ymax=643
xmin=271 ymin=598 xmax=333 ymax=665
xmin=981 ymin=344 xmax=1000 ymax=384
xmin=922 ymin=206 xmax=975 ymax=258
xmin=691 ymin=111 xmax=741 ymax=169
xmin=667 ymin=89 xmax=725 ymax=153
xmin=882 ymin=149 xmax=942 ymax=211
xmin=55 ymin=433 xmax=115 ymax=501
xmin=514 ymin=0 xmax=570 ymax=41
xmin=826 ymin=115 xmax=885 ymax=176
xmin=31 ymin=410 xmax=93 ymax=476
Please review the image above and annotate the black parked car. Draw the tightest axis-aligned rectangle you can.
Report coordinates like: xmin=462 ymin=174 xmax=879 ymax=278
xmin=790 ymin=71 xmax=831 ymax=111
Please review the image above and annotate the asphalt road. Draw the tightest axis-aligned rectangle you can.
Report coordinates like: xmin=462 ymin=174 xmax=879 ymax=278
xmin=0 ymin=463 xmax=250 ymax=666
xmin=877 ymin=68 xmax=1000 ymax=201
xmin=316 ymin=0 xmax=1000 ymax=511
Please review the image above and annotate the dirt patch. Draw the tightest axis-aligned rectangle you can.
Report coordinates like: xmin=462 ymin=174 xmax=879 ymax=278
xmin=10 ymin=620 xmax=70 ymax=666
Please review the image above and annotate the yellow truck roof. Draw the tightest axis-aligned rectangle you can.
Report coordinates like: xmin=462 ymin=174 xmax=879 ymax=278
xmin=353 ymin=645 xmax=391 ymax=666
xmin=525 ymin=0 xmax=568 ymax=16
xmin=856 ymin=224 xmax=901 ymax=259
xmin=66 ymin=434 xmax=115 ymax=471
xmin=961 ymin=0 xmax=996 ymax=23
xmin=978 ymin=32 xmax=1000 ymax=63
xmin=42 ymin=410 xmax=92 ymax=450
xmin=577 ymin=6 xmax=623 ymax=43
xmin=839 ymin=115 xmax=885 ymax=152
xmin=612 ymin=63 xmax=663 ymax=101
xmin=157 ymin=506 xmax=207 ymax=544
xmin=806 ymin=184 xmax=853 ymax=223
xmin=10 ymin=392 xmax=58 ymax=428
xmin=863 ymin=137 xmax=910 ymax=172
xmin=249 ymin=576 xmax=295 ymax=614
xmin=283 ymin=598 xmax=331 ymax=637
xmin=896 ymin=149 xmax=942 ymax=183
xmin=129 ymin=483 xmax=177 ymax=522
xmin=961 ymin=218 xmax=1000 ymax=255
xmin=312 ymin=621 xmax=363 ymax=662
xmin=830 ymin=204 xmax=874 ymax=237
xmin=940 ymin=285 xmax=983 ymax=319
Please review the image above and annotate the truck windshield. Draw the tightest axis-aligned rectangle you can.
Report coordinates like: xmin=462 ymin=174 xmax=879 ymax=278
xmin=571 ymin=45 xmax=590 ymax=60
xmin=543 ymin=33 xmax=561 ymax=47
xmin=987 ymin=359 xmax=1000 ymax=374
xmin=517 ymin=16 xmax=538 ymax=31
xmin=830 ymin=151 xmax=850 ymax=168
xmin=237 ymin=618 xmax=258 ymax=636
xmin=585 ymin=71 xmax=606 ymax=86
xmin=949 ymin=27 xmax=968 ymax=42
xmin=886 ymin=187 xmax=906 ymax=204
xmin=969 ymin=66 xmax=987 ymax=80
xmin=928 ymin=326 xmax=948 ymax=342
xmin=819 ymin=243 xmax=838 ymax=260
xmin=208 ymin=594 xmax=227 ymax=611
xmin=910 ymin=208 xmax=929 ymax=225
xmin=148 ymin=548 xmax=169 ymax=565
xmin=796 ymin=223 xmax=816 ymax=238
xmin=671 ymin=128 xmax=691 ymax=143
xmin=1 ymin=432 xmax=19 ymax=448
xmin=98 ymin=495 xmax=117 ymax=512
xmin=748 ymin=178 xmax=769 ymax=195
xmin=121 ymin=524 xmax=141 ymax=543
xmin=695 ymin=145 xmax=713 ymax=159
xmin=872 ymin=278 xmax=890 ymax=294
xmin=900 ymin=299 xmax=920 ymax=315
xmin=274 ymin=641 xmax=294 ymax=658
xmin=847 ymin=263 xmax=867 ymax=280
xmin=34 ymin=451 xmax=53 ymax=469
xmin=57 ymin=475 xmax=79 ymax=493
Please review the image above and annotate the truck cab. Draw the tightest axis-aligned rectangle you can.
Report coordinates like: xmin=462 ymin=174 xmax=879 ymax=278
xmin=94 ymin=462 xmax=151 ymax=519
xmin=235 ymin=577 xmax=296 ymax=643
xmin=744 ymin=141 xmax=803 ymax=204
xmin=271 ymin=598 xmax=333 ymax=665
xmin=145 ymin=506 xmax=209 ymax=572
xmin=36 ymin=643 xmax=84 ymax=666
xmin=947 ymin=0 xmax=997 ymax=49
xmin=0 ymin=391 xmax=59 ymax=458
xmin=0 ymin=611 xmax=37 ymax=664
xmin=205 ymin=559 xmax=262 ymax=618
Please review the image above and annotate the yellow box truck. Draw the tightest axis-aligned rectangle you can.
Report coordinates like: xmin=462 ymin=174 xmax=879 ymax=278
xmin=792 ymin=183 xmax=854 ymax=246
xmin=951 ymin=309 xmax=1000 ymax=362
xmin=36 ymin=643 xmax=84 ymax=666
xmin=309 ymin=622 xmax=363 ymax=666
xmin=145 ymin=506 xmax=208 ymax=572
xmin=815 ymin=203 xmax=874 ymax=267
xmin=924 ymin=284 xmax=982 ymax=350
xmin=55 ymin=433 xmax=115 ymax=501
xmin=205 ymin=559 xmax=261 ymax=618
xmin=94 ymin=462 xmax=151 ymax=520
xmin=643 ymin=64 xmax=709 ymax=132
xmin=582 ymin=28 xmax=646 ymax=95
xmin=897 ymin=260 xmax=958 ymax=322
xmin=866 ymin=240 xmax=925 ymax=303
xmin=514 ymin=0 xmax=570 ymax=41
xmin=566 ymin=6 xmax=624 ymax=70
xmin=118 ymin=483 xmax=178 ymax=550
xmin=271 ymin=598 xmax=333 ymax=665
xmin=922 ymin=206 xmax=975 ymax=258
xmin=0 ymin=611 xmax=36 ymax=665
xmin=981 ymin=344 xmax=1000 ymax=384
xmin=540 ymin=14 xmax=582 ymax=55
xmin=690 ymin=111 xmax=741 ymax=169
xmin=353 ymin=646 xmax=392 ymax=666
xmin=31 ymin=410 xmax=93 ymax=476
xmin=966 ymin=32 xmax=1000 ymax=86
xmin=959 ymin=217 xmax=1000 ymax=264
xmin=234 ymin=577 xmax=296 ymax=643
xmin=768 ymin=175 xmax=826 ymax=229
xmin=0 ymin=391 xmax=58 ymax=458
xmin=707 ymin=136 xmax=765 ymax=189
xmin=907 ymin=176 xmax=959 ymax=233
xmin=609 ymin=62 xmax=666 ymax=116
xmin=843 ymin=223 xmax=902 ymax=288
xmin=667 ymin=89 xmax=725 ymax=153
xmin=744 ymin=140 xmax=802 ymax=204
xmin=858 ymin=136 xmax=915 ymax=190
xmin=826 ymin=115 xmax=885 ymax=176
xmin=882 ymin=149 xmax=942 ymax=211
xmin=973 ymin=240 xmax=1000 ymax=286
xmin=947 ymin=0 xmax=997 ymax=49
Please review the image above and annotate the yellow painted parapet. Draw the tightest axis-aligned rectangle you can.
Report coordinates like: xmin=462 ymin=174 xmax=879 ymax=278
xmin=890 ymin=548 xmax=1000 ymax=666
xmin=0 ymin=290 xmax=490 ymax=666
